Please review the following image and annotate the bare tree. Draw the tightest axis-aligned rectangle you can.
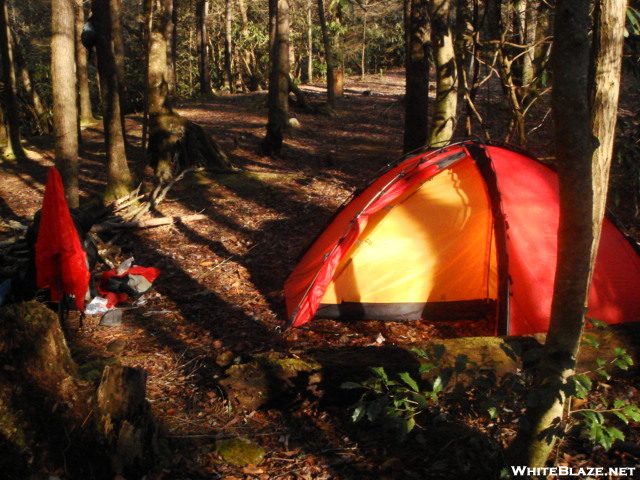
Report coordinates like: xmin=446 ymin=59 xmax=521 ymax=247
xmin=13 ymin=29 xmax=53 ymax=135
xmin=52 ymin=0 xmax=80 ymax=207
xmin=92 ymin=0 xmax=134 ymax=201
xmin=260 ymin=0 xmax=291 ymax=156
xmin=403 ymin=0 xmax=430 ymax=152
xmin=317 ymin=0 xmax=336 ymax=109
xmin=223 ymin=0 xmax=234 ymax=91
xmin=427 ymin=0 xmax=457 ymax=145
xmin=509 ymin=0 xmax=627 ymax=467
xmin=0 ymin=0 xmax=25 ymax=159
xmin=196 ymin=0 xmax=213 ymax=95
xmin=75 ymin=0 xmax=96 ymax=126
xmin=146 ymin=0 xmax=231 ymax=180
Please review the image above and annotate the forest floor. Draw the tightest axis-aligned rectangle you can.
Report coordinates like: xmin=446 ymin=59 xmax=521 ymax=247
xmin=1 ymin=71 xmax=639 ymax=479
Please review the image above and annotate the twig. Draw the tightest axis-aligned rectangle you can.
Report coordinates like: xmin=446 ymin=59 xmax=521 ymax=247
xmin=196 ymin=242 xmax=262 ymax=280
xmin=91 ymin=214 xmax=208 ymax=233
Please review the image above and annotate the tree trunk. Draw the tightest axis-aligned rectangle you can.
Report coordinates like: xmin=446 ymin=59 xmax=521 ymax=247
xmin=111 ymin=0 xmax=128 ymax=132
xmin=196 ymin=0 xmax=213 ymax=95
xmin=165 ymin=0 xmax=177 ymax=97
xmin=588 ymin=0 xmax=626 ymax=245
xmin=521 ymin=0 xmax=540 ymax=91
xmin=361 ymin=3 xmax=367 ymax=79
xmin=260 ymin=0 xmax=291 ymax=156
xmin=0 ymin=0 xmax=25 ymax=160
xmin=224 ymin=0 xmax=234 ymax=92
xmin=75 ymin=0 xmax=96 ymax=126
xmin=509 ymin=0 xmax=626 ymax=468
xmin=52 ymin=0 xmax=80 ymax=208
xmin=147 ymin=0 xmax=231 ymax=180
xmin=96 ymin=365 xmax=158 ymax=477
xmin=403 ymin=0 xmax=430 ymax=153
xmin=317 ymin=0 xmax=335 ymax=109
xmin=12 ymin=30 xmax=53 ymax=135
xmin=92 ymin=0 xmax=134 ymax=202
xmin=307 ymin=0 xmax=313 ymax=82
xmin=427 ymin=0 xmax=458 ymax=145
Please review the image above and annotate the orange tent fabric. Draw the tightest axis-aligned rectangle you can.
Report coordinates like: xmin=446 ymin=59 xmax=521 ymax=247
xmin=284 ymin=141 xmax=640 ymax=335
xmin=35 ymin=168 xmax=90 ymax=311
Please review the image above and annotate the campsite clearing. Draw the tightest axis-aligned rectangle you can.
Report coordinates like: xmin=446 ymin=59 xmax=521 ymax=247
xmin=1 ymin=72 xmax=639 ymax=479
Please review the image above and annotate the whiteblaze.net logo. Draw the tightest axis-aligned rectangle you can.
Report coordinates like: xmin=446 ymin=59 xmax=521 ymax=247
xmin=510 ymin=466 xmax=637 ymax=477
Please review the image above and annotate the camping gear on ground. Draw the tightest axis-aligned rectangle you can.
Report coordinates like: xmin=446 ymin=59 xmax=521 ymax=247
xmin=284 ymin=140 xmax=640 ymax=336
xmin=34 ymin=168 xmax=92 ymax=311
xmin=98 ymin=263 xmax=160 ymax=307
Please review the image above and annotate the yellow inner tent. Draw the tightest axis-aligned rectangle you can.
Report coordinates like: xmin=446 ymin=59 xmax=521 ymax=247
xmin=321 ymin=158 xmax=498 ymax=308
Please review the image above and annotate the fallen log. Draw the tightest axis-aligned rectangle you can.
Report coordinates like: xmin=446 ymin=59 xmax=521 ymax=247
xmin=91 ymin=214 xmax=208 ymax=233
xmin=219 ymin=322 xmax=640 ymax=410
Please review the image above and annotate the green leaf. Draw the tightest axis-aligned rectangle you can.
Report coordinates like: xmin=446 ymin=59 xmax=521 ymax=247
xmin=432 ymin=375 xmax=444 ymax=394
xmin=583 ymin=334 xmax=600 ymax=349
xmin=486 ymin=406 xmax=500 ymax=420
xmin=612 ymin=410 xmax=629 ymax=424
xmin=371 ymin=367 xmax=389 ymax=383
xmin=419 ymin=362 xmax=437 ymax=374
xmin=608 ymin=426 xmax=625 ymax=442
xmin=399 ymin=372 xmax=420 ymax=392
xmin=351 ymin=403 xmax=366 ymax=423
xmin=571 ymin=374 xmax=592 ymax=399
xmin=613 ymin=399 xmax=626 ymax=409
xmin=405 ymin=416 xmax=416 ymax=433
xmin=622 ymin=405 xmax=640 ymax=422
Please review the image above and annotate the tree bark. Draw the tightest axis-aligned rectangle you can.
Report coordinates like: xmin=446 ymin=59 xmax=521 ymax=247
xmin=92 ymin=0 xmax=134 ymax=202
xmin=588 ymin=0 xmax=626 ymax=250
xmin=260 ymin=0 xmax=291 ymax=156
xmin=427 ymin=0 xmax=458 ymax=145
xmin=509 ymin=0 xmax=626 ymax=468
xmin=307 ymin=0 xmax=313 ymax=82
xmin=0 ymin=0 xmax=25 ymax=160
xmin=196 ymin=0 xmax=213 ymax=95
xmin=317 ymin=0 xmax=336 ymax=109
xmin=403 ymin=0 xmax=430 ymax=153
xmin=147 ymin=0 xmax=231 ymax=180
xmin=521 ymin=0 xmax=540 ymax=91
xmin=110 ymin=0 xmax=128 ymax=132
xmin=75 ymin=0 xmax=96 ymax=126
xmin=224 ymin=0 xmax=234 ymax=91
xmin=52 ymin=0 xmax=80 ymax=208
xmin=12 ymin=31 xmax=52 ymax=135
xmin=96 ymin=365 xmax=158 ymax=477
xmin=165 ymin=0 xmax=177 ymax=97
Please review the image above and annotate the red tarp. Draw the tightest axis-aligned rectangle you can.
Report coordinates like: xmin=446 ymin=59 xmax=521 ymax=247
xmin=35 ymin=168 xmax=90 ymax=311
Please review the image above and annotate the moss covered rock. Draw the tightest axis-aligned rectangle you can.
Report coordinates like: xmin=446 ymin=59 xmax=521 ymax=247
xmin=219 ymin=353 xmax=322 ymax=411
xmin=216 ymin=437 xmax=265 ymax=467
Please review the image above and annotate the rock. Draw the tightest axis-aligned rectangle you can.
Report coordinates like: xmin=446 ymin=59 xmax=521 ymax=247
xmin=100 ymin=309 xmax=123 ymax=326
xmin=216 ymin=437 xmax=265 ymax=467
xmin=219 ymin=353 xmax=322 ymax=411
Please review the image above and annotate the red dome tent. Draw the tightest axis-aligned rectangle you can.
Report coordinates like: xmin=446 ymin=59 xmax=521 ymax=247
xmin=284 ymin=141 xmax=640 ymax=335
